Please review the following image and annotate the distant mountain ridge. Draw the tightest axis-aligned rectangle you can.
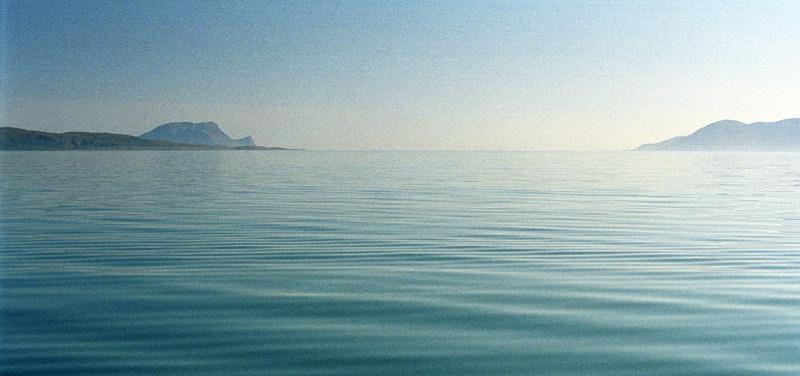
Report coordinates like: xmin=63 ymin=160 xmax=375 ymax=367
xmin=0 ymin=127 xmax=216 ymax=150
xmin=140 ymin=122 xmax=255 ymax=147
xmin=0 ymin=123 xmax=296 ymax=151
xmin=637 ymin=118 xmax=800 ymax=151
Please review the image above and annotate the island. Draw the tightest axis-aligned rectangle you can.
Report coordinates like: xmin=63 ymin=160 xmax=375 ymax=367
xmin=140 ymin=122 xmax=257 ymax=147
xmin=637 ymin=118 xmax=800 ymax=151
xmin=0 ymin=122 xmax=297 ymax=151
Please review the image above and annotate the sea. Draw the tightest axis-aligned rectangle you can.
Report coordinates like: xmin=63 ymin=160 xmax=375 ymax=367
xmin=1 ymin=151 xmax=799 ymax=375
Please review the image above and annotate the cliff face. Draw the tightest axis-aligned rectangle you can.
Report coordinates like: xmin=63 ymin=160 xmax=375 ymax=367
xmin=140 ymin=122 xmax=257 ymax=147
xmin=234 ymin=136 xmax=256 ymax=147
xmin=638 ymin=118 xmax=800 ymax=151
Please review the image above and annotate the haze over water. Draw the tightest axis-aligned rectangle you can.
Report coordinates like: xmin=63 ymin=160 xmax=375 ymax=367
xmin=1 ymin=151 xmax=799 ymax=375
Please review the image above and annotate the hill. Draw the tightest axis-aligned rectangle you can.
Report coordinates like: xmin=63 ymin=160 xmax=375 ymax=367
xmin=140 ymin=122 xmax=255 ymax=147
xmin=637 ymin=118 xmax=800 ymax=151
xmin=0 ymin=127 xmax=298 ymax=151
xmin=0 ymin=127 xmax=215 ymax=150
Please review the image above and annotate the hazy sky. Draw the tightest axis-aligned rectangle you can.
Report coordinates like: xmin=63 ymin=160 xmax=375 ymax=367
xmin=2 ymin=0 xmax=798 ymax=150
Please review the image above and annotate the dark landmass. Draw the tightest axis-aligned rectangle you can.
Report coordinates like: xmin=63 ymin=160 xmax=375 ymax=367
xmin=233 ymin=145 xmax=296 ymax=150
xmin=637 ymin=118 xmax=800 ymax=151
xmin=140 ymin=122 xmax=256 ymax=147
xmin=0 ymin=127 xmax=299 ymax=151
xmin=0 ymin=127 xmax=215 ymax=150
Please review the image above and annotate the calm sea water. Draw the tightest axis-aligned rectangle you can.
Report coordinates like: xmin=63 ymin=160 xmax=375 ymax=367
xmin=1 ymin=151 xmax=799 ymax=375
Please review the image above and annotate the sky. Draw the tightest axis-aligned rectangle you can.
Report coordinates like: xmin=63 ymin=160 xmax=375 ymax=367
xmin=1 ymin=0 xmax=798 ymax=150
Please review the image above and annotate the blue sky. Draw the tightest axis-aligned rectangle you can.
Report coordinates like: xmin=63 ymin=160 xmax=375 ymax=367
xmin=2 ymin=0 xmax=799 ymax=150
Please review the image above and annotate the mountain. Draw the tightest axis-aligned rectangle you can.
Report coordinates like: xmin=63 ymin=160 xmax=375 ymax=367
xmin=0 ymin=127 xmax=216 ymax=150
xmin=140 ymin=122 xmax=256 ymax=147
xmin=0 ymin=127 xmax=297 ymax=151
xmin=637 ymin=118 xmax=800 ymax=151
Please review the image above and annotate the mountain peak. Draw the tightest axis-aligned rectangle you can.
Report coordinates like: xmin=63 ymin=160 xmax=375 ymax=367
xmin=140 ymin=121 xmax=256 ymax=147
xmin=637 ymin=118 xmax=800 ymax=151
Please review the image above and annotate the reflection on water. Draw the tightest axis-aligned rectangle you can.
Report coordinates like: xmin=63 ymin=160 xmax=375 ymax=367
xmin=2 ymin=151 xmax=799 ymax=375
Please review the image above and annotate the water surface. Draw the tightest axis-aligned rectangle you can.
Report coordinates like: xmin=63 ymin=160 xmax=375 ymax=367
xmin=2 ymin=151 xmax=799 ymax=375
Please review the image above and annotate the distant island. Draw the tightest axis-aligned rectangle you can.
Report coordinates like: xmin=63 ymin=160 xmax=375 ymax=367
xmin=637 ymin=118 xmax=800 ymax=151
xmin=140 ymin=122 xmax=256 ymax=147
xmin=0 ymin=122 xmax=297 ymax=151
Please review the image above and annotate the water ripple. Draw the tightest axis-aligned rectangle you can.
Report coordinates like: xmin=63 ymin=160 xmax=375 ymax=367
xmin=2 ymin=151 xmax=799 ymax=375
